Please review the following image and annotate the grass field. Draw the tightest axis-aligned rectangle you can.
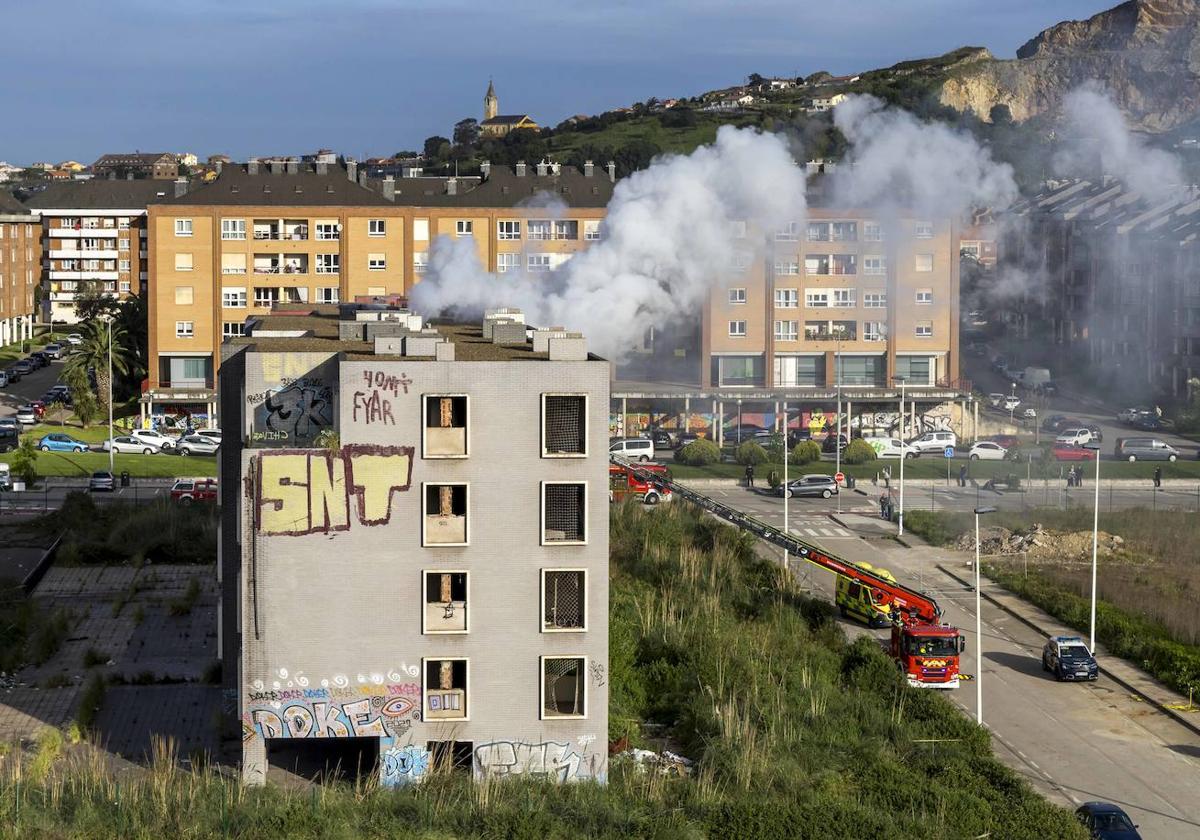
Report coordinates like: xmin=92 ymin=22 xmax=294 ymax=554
xmin=548 ymin=115 xmax=738 ymax=158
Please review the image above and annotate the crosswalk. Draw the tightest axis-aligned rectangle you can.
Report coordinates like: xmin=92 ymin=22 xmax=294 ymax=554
xmin=789 ymin=524 xmax=854 ymax=539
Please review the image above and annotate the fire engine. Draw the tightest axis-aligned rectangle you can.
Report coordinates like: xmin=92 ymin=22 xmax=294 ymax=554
xmin=609 ymin=463 xmax=672 ymax=505
xmin=613 ymin=457 xmax=965 ymax=688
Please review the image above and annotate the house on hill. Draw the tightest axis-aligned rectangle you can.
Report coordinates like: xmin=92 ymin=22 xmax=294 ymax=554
xmin=480 ymin=80 xmax=539 ymax=137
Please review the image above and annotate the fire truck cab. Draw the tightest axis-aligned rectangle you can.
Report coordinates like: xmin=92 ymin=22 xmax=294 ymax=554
xmin=890 ymin=623 xmax=966 ymax=689
xmin=609 ymin=463 xmax=672 ymax=505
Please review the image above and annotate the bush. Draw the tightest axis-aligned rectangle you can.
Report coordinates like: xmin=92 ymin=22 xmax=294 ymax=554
xmin=11 ymin=436 xmax=38 ymax=486
xmin=792 ymin=441 xmax=821 ymax=464
xmin=675 ymin=437 xmax=721 ymax=466
xmin=842 ymin=439 xmax=877 ymax=465
xmin=735 ymin=441 xmax=769 ymax=466
xmin=767 ymin=470 xmax=781 ymax=489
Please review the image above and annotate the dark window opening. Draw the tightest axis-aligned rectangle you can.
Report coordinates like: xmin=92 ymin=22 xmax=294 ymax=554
xmin=424 ymin=571 xmax=468 ymax=632
xmin=544 ymin=484 xmax=585 ymax=543
xmin=424 ymin=484 xmax=467 ymax=545
xmin=544 ymin=570 xmax=585 ymax=630
xmin=543 ymin=657 xmax=585 ymax=717
xmin=426 ymin=740 xmax=474 ymax=774
xmin=424 ymin=395 xmax=467 ymax=457
xmin=544 ymin=395 xmax=586 ymax=455
xmin=266 ymin=737 xmax=379 ymax=784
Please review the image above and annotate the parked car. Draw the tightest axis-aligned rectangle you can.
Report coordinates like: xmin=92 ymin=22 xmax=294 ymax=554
xmin=0 ymin=371 xmax=8 ymax=388
xmin=27 ymin=352 xmax=49 ymax=369
xmin=11 ymin=360 xmax=33 ymax=376
xmin=1074 ymin=802 xmax=1142 ymax=839
xmin=0 ymin=418 xmax=18 ymax=432
xmin=15 ymin=405 xmax=38 ymax=425
xmin=0 ymin=463 xmax=10 ymax=490
xmin=778 ymin=474 xmax=838 ymax=499
xmin=170 ymin=478 xmax=219 ymax=504
xmin=41 ymin=390 xmax=72 ymax=407
xmin=1051 ymin=443 xmax=1097 ymax=461
xmin=1056 ymin=428 xmax=1094 ymax=447
xmin=1043 ymin=415 xmax=1082 ymax=433
xmin=968 ymin=441 xmax=1008 ymax=461
xmin=0 ymin=426 xmax=17 ymax=453
xmin=101 ymin=436 xmax=158 ymax=455
xmin=821 ymin=433 xmax=848 ymax=454
xmin=38 ymin=433 xmax=89 ymax=453
xmin=3 ymin=366 xmax=21 ymax=383
xmin=88 ymin=471 xmax=115 ymax=492
xmin=195 ymin=427 xmax=222 ymax=440
xmin=1021 ymin=407 xmax=1037 ymax=420
xmin=987 ymin=393 xmax=1005 ymax=408
xmin=786 ymin=428 xmax=813 ymax=447
xmin=984 ymin=434 xmax=1021 ymax=449
xmin=1083 ymin=424 xmax=1103 ymax=443
xmin=1033 ymin=380 xmax=1059 ymax=396
xmin=1003 ymin=395 xmax=1022 ymax=411
xmin=176 ymin=434 xmax=220 ymax=456
xmin=647 ymin=429 xmax=675 ymax=450
xmin=1116 ymin=407 xmax=1145 ymax=424
xmin=863 ymin=437 xmax=919 ymax=459
xmin=908 ymin=430 xmax=958 ymax=455
xmin=65 ymin=333 xmax=83 ymax=346
xmin=608 ymin=437 xmax=654 ymax=462
xmin=42 ymin=343 xmax=63 ymax=360
xmin=1114 ymin=437 xmax=1179 ymax=462
xmin=674 ymin=432 xmax=701 ymax=450
xmin=1042 ymin=636 xmax=1099 ymax=682
xmin=1130 ymin=413 xmax=1162 ymax=431
xmin=130 ymin=428 xmax=175 ymax=452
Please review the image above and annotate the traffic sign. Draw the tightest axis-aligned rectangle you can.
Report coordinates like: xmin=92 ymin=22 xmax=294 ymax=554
xmin=943 ymin=446 xmax=955 ymax=458
xmin=834 ymin=471 xmax=845 ymax=484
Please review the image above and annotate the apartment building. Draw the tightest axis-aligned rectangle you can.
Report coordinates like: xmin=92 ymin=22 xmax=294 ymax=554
xmin=25 ymin=179 xmax=180 ymax=322
xmin=0 ymin=191 xmax=41 ymax=345
xmin=144 ymin=159 xmax=612 ymax=421
xmin=703 ymin=205 xmax=962 ymax=391
xmin=218 ymin=302 xmax=609 ymax=785
xmin=92 ymin=152 xmax=179 ymax=180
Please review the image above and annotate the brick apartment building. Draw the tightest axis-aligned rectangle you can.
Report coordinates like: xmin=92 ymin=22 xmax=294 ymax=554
xmin=0 ymin=191 xmax=41 ymax=345
xmin=92 ymin=152 xmax=179 ymax=180
xmin=219 ymin=302 xmax=609 ymax=785
xmin=25 ymin=179 xmax=181 ymax=322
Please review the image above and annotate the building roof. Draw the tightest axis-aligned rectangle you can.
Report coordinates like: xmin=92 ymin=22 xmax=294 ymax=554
xmin=161 ymin=164 xmax=396 ymax=207
xmin=481 ymin=114 xmax=536 ymax=125
xmin=23 ymin=179 xmax=174 ymax=210
xmin=93 ymin=152 xmax=174 ymax=167
xmin=0 ymin=190 xmax=30 ymax=215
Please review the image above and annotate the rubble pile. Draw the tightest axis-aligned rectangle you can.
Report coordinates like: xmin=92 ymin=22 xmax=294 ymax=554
xmin=955 ymin=523 xmax=1125 ymax=561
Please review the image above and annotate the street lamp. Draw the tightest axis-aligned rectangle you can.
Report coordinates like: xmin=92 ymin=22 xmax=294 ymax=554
xmin=835 ymin=332 xmax=842 ymax=513
xmin=1008 ymin=381 xmax=1016 ymax=425
xmin=894 ymin=376 xmax=907 ymax=536
xmin=103 ymin=316 xmax=114 ymax=474
xmin=974 ymin=505 xmax=997 ymax=726
xmin=1086 ymin=441 xmax=1102 ymax=651
xmin=782 ymin=401 xmax=789 ymax=566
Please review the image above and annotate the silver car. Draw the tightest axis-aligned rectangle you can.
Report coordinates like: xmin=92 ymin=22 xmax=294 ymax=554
xmin=102 ymin=436 xmax=157 ymax=455
xmin=176 ymin=434 xmax=219 ymax=456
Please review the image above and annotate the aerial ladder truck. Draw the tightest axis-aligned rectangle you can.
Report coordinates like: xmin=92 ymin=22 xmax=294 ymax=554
xmin=614 ymin=457 xmax=966 ymax=688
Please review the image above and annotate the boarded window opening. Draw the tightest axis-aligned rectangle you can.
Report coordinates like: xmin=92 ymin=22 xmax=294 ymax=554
xmin=424 ymin=484 xmax=467 ymax=545
xmin=426 ymin=740 xmax=473 ymax=774
xmin=543 ymin=570 xmax=585 ymax=630
xmin=424 ymin=659 xmax=467 ymax=719
xmin=543 ymin=483 xmax=585 ymax=543
xmin=543 ymin=657 xmax=586 ymax=718
xmin=543 ymin=395 xmax=586 ymax=456
xmin=424 ymin=395 xmax=467 ymax=457
xmin=424 ymin=571 xmax=467 ymax=633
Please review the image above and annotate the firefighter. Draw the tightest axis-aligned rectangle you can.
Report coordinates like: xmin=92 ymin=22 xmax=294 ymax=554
xmin=745 ymin=463 xmax=755 ymax=488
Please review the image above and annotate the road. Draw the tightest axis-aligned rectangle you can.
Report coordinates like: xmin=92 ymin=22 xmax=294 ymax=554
xmin=696 ymin=484 xmax=1200 ymax=839
xmin=0 ymin=479 xmax=171 ymax=514
xmin=0 ymin=354 xmax=71 ymax=413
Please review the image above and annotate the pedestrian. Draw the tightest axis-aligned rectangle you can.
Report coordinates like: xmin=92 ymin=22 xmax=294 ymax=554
xmin=879 ymin=493 xmax=889 ymax=520
xmin=959 ymin=464 xmax=968 ymax=488
xmin=1154 ymin=466 xmax=1162 ymax=489
xmin=745 ymin=463 xmax=755 ymax=488
xmin=1066 ymin=467 xmax=1074 ymax=488
xmin=1075 ymin=465 xmax=1083 ymax=487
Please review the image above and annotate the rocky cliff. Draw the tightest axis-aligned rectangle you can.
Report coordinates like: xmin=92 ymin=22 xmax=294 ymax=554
xmin=939 ymin=0 xmax=1200 ymax=131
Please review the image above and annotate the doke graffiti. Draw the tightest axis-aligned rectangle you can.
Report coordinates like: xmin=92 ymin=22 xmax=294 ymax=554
xmin=256 ymin=445 xmax=414 ymax=535
xmin=246 ymin=682 xmax=421 ymax=741
xmin=381 ymin=744 xmax=430 ymax=787
xmin=474 ymin=740 xmax=600 ymax=782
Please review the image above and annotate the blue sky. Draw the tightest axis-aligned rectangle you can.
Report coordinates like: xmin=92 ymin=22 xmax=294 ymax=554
xmin=1 ymin=0 xmax=1106 ymax=164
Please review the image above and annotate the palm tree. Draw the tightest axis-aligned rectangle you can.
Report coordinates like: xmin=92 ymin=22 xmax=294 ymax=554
xmin=64 ymin=320 xmax=133 ymax=420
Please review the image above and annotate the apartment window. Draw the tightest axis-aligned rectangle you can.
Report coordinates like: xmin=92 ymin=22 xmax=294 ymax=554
xmin=222 ymin=288 xmax=247 ymax=308
xmin=728 ymin=320 xmax=747 ymax=337
xmin=424 ymin=571 xmax=468 ymax=633
xmin=730 ymin=252 xmax=751 ymax=274
xmin=864 ymin=321 xmax=885 ymax=342
xmin=413 ymin=251 xmax=428 ymax=274
xmin=118 ymin=218 xmax=130 ymax=231
xmin=315 ymin=222 xmax=339 ymax=241
xmin=174 ymin=286 xmax=193 ymax=305
xmin=864 ymin=222 xmax=883 ymax=242
xmin=542 ymin=656 xmax=586 ymax=719
xmin=368 ymin=253 xmax=386 ymax=271
xmin=915 ymin=288 xmax=933 ymax=304
xmin=455 ymin=220 xmax=473 ymax=237
xmin=528 ymin=219 xmax=551 ymax=241
xmin=915 ymin=220 xmax=934 ymax=239
xmin=423 ymin=483 xmax=468 ymax=546
xmin=222 ymin=322 xmax=246 ymax=338
xmin=497 ymin=220 xmax=521 ymax=240
xmin=894 ymin=355 xmax=934 ymax=385
xmin=774 ymin=260 xmax=800 ymax=276
xmin=806 ymin=222 xmax=829 ymax=242
xmin=413 ymin=218 xmax=429 ymax=240
xmin=174 ymin=219 xmax=192 ymax=237
xmin=543 ymin=570 xmax=586 ymax=631
xmin=221 ymin=219 xmax=246 ymax=240
xmin=728 ymin=288 xmax=746 ymax=305
xmin=368 ymin=219 xmax=386 ymax=237
xmin=528 ymin=254 xmax=551 ymax=272
xmin=831 ymin=221 xmax=857 ymax=242
xmin=497 ymin=253 xmax=520 ymax=273
xmin=422 ymin=394 xmax=468 ymax=458
xmin=554 ymin=220 xmax=578 ymax=240
xmin=774 ymin=288 xmax=799 ymax=309
xmin=805 ymin=255 xmax=828 ymax=275
xmin=584 ymin=220 xmax=602 ymax=241
xmin=60 ymin=218 xmax=78 ymax=230
xmin=775 ymin=221 xmax=801 ymax=241
xmin=805 ymin=291 xmax=829 ymax=308
xmin=316 ymin=286 xmax=339 ymax=304
xmin=254 ymin=287 xmax=279 ymax=307
xmin=774 ymin=320 xmax=798 ymax=341
xmin=543 ymin=394 xmax=587 ymax=457
xmin=119 ymin=239 xmax=130 ymax=252
xmin=832 ymin=288 xmax=856 ymax=307
xmin=542 ymin=482 xmax=586 ymax=544
xmin=119 ymin=259 xmax=130 ymax=272
xmin=423 ymin=659 xmax=468 ymax=720
xmin=915 ymin=253 xmax=933 ymax=272
xmin=316 ymin=254 xmax=339 ymax=274
xmin=915 ymin=322 xmax=933 ymax=338
xmin=864 ymin=292 xmax=887 ymax=308
xmin=175 ymin=321 xmax=194 ymax=338
xmin=174 ymin=253 xmax=193 ymax=272
xmin=863 ymin=256 xmax=886 ymax=276
xmin=221 ymin=254 xmax=246 ymax=275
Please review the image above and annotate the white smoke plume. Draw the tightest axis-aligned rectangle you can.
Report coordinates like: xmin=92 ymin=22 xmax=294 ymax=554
xmin=1055 ymin=84 xmax=1184 ymax=204
xmin=409 ymin=126 xmax=807 ymax=361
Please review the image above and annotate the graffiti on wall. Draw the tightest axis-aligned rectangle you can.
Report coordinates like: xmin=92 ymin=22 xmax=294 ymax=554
xmin=351 ymin=370 xmax=412 ymax=426
xmin=474 ymin=740 xmax=602 ymax=782
xmin=854 ymin=409 xmax=954 ymax=436
xmin=244 ymin=668 xmax=421 ymax=742
xmin=255 ymin=445 xmax=414 ymax=535
xmin=381 ymin=744 xmax=429 ymax=786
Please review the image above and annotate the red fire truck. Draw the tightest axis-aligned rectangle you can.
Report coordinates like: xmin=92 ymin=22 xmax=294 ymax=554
xmin=609 ymin=463 xmax=673 ymax=505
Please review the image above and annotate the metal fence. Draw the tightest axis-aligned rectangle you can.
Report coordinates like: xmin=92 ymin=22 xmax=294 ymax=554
xmin=0 ymin=482 xmax=169 ymax=516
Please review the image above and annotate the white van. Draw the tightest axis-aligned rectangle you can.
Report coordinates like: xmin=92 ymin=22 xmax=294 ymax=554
xmin=609 ymin=437 xmax=655 ymax=462
xmin=908 ymin=430 xmax=958 ymax=455
xmin=864 ymin=437 xmax=919 ymax=459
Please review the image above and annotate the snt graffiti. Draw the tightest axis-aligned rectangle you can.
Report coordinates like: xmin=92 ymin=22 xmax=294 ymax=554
xmin=256 ymin=446 xmax=414 ymax=535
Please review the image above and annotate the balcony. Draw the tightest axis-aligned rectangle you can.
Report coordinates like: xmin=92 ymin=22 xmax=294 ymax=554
xmin=806 ymin=255 xmax=857 ymax=276
xmin=49 ymin=270 xmax=119 ymax=281
xmin=50 ymin=249 xmax=118 ymax=260
xmin=253 ymin=219 xmax=309 ymax=241
xmin=804 ymin=321 xmax=857 ymax=342
xmin=253 ymin=255 xmax=308 ymax=274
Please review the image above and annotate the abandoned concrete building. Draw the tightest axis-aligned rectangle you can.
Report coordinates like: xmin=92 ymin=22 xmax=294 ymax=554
xmin=217 ymin=302 xmax=609 ymax=785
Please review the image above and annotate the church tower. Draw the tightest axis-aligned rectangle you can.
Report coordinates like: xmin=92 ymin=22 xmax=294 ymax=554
xmin=484 ymin=79 xmax=498 ymax=121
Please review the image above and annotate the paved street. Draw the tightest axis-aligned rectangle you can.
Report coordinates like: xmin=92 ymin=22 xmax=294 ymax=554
xmin=693 ymin=484 xmax=1200 ymax=839
xmin=0 ymin=353 xmax=70 ymax=411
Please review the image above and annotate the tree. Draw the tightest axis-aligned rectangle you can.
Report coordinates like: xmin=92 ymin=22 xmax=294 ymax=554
xmin=423 ymin=136 xmax=451 ymax=160
xmin=74 ymin=290 xmax=122 ymax=323
xmin=64 ymin=321 xmax=131 ymax=421
xmin=748 ymin=73 xmax=765 ymax=86
xmin=11 ymin=437 xmax=38 ymax=487
xmin=63 ymin=366 xmax=98 ymax=428
xmin=453 ymin=118 xmax=480 ymax=148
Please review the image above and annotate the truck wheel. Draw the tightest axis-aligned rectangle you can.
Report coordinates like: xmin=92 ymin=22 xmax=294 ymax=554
xmin=179 ymin=496 xmax=193 ymax=505
xmin=644 ymin=492 xmax=659 ymax=505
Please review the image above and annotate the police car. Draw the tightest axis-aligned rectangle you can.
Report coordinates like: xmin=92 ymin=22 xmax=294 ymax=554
xmin=1041 ymin=636 xmax=1099 ymax=682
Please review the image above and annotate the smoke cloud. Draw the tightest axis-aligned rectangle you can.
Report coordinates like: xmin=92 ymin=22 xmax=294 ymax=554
xmin=410 ymin=126 xmax=807 ymax=361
